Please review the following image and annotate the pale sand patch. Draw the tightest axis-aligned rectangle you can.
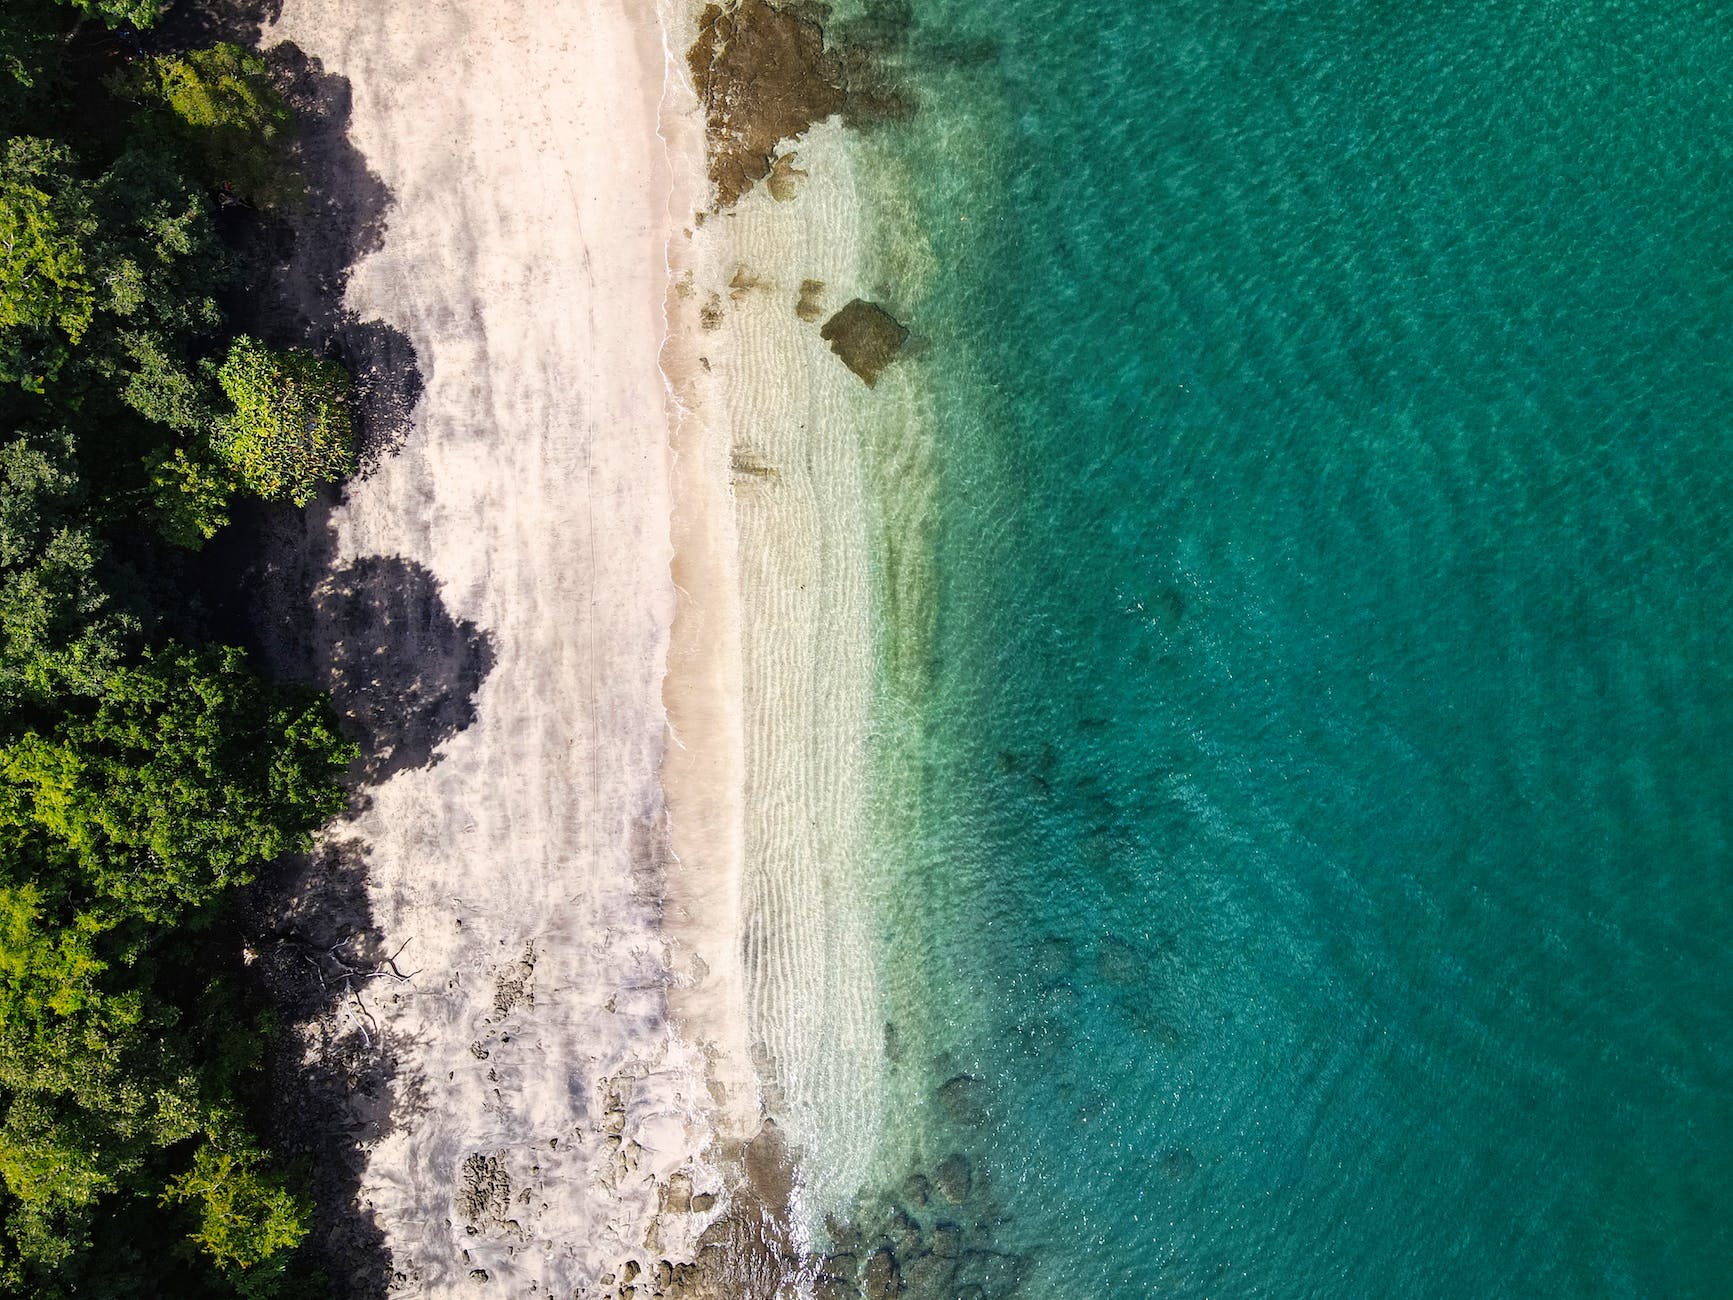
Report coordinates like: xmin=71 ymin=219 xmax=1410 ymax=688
xmin=264 ymin=0 xmax=738 ymax=1291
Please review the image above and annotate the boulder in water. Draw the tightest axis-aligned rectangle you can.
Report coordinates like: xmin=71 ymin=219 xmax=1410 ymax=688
xmin=934 ymin=1153 xmax=973 ymax=1204
xmin=820 ymin=299 xmax=909 ymax=386
xmin=863 ymin=1247 xmax=900 ymax=1299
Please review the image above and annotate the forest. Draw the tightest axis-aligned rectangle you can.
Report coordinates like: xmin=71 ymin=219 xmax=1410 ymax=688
xmin=0 ymin=0 xmax=357 ymax=1294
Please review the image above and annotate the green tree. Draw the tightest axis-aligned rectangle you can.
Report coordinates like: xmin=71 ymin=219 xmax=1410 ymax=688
xmin=147 ymin=446 xmax=234 ymax=548
xmin=0 ymin=858 xmax=203 ymax=1285
xmin=213 ymin=337 xmax=355 ymax=506
xmin=0 ymin=430 xmax=82 ymax=569
xmin=0 ymin=527 xmax=139 ymax=708
xmin=0 ymin=2 xmax=66 ymax=122
xmin=0 ymin=644 xmax=354 ymax=925
xmin=54 ymin=0 xmax=160 ymax=29
xmin=112 ymin=46 xmax=296 ymax=207
xmin=0 ymin=139 xmax=97 ymax=389
xmin=162 ymin=1131 xmax=309 ymax=1279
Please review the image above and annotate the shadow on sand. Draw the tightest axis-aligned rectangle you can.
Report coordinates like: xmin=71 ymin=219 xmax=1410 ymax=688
xmin=168 ymin=4 xmax=470 ymax=1293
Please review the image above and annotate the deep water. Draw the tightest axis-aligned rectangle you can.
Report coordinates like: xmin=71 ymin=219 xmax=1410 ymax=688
xmin=861 ymin=1 xmax=1733 ymax=1294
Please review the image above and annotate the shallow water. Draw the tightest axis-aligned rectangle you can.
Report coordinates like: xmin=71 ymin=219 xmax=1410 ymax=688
xmin=848 ymin=0 xmax=1733 ymax=1293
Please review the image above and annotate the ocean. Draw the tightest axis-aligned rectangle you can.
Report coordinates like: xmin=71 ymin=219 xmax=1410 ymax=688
xmin=838 ymin=0 xmax=1733 ymax=1293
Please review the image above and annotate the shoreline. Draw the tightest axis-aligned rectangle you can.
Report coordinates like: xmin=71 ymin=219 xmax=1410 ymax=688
xmin=248 ymin=0 xmax=924 ymax=1289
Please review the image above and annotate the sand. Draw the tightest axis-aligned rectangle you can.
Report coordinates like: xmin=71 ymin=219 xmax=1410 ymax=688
xmin=261 ymin=0 xmax=737 ymax=1291
xmin=252 ymin=0 xmax=937 ymax=1287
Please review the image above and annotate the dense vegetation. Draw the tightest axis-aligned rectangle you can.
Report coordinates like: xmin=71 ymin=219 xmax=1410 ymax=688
xmin=0 ymin=1 xmax=356 ymax=1294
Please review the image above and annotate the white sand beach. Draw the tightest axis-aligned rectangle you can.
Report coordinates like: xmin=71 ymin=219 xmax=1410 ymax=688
xmin=264 ymin=0 xmax=738 ymax=1291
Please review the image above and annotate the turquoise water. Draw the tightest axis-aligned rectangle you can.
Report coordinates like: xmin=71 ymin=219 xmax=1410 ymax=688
xmin=863 ymin=1 xmax=1733 ymax=1294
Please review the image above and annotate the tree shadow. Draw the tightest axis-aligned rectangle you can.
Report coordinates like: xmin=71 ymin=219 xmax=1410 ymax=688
xmin=210 ymin=494 xmax=498 ymax=785
xmin=312 ymin=554 xmax=497 ymax=784
xmin=341 ymin=317 xmax=424 ymax=474
xmin=212 ymin=490 xmax=489 ymax=1298
xmin=156 ymin=0 xmax=285 ymax=47
xmin=239 ymin=838 xmax=399 ymax=1299
xmin=160 ymin=7 xmax=441 ymax=1293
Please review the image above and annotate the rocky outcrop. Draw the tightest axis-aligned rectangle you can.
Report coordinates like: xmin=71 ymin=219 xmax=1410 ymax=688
xmin=687 ymin=0 xmax=847 ymax=207
xmin=819 ymin=299 xmax=909 ymax=385
xmin=687 ymin=0 xmax=912 ymax=208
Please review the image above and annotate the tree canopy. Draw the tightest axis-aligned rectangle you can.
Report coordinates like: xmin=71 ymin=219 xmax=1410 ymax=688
xmin=0 ymin=1 xmax=362 ymax=1293
xmin=214 ymin=337 xmax=355 ymax=507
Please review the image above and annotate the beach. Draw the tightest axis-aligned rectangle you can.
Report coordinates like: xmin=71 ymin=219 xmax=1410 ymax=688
xmin=252 ymin=0 xmax=920 ymax=1289
xmin=257 ymin=0 xmax=743 ymax=1290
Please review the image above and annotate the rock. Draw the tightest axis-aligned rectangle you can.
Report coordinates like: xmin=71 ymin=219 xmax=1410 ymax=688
xmin=955 ymin=1249 xmax=1028 ymax=1298
xmin=622 ymin=1259 xmax=640 ymax=1282
xmin=823 ymin=1252 xmax=859 ymax=1279
xmin=1032 ymin=935 xmax=1074 ymax=978
xmin=935 ymin=1074 xmax=988 ymax=1127
xmin=934 ymin=1153 xmax=972 ymax=1204
xmin=863 ymin=1248 xmax=900 ymax=1300
xmin=468 ymin=1269 xmax=489 ymax=1284
xmin=882 ymin=1208 xmax=922 ymax=1256
xmin=767 ymin=152 xmax=808 ymax=201
xmin=663 ymin=1171 xmax=693 ymax=1213
xmin=1158 ymin=1146 xmax=1199 ymax=1181
xmin=795 ymin=277 xmax=827 ymax=323
xmin=1094 ymin=935 xmax=1141 ymax=986
xmin=655 ymin=1259 xmax=674 ymax=1286
xmin=687 ymin=0 xmax=847 ymax=207
xmin=930 ymin=1223 xmax=961 ymax=1259
xmin=812 ymin=1280 xmax=855 ymax=1300
xmin=819 ymin=300 xmax=909 ymax=386
xmin=901 ymin=1173 xmax=931 ymax=1206
xmin=902 ymin=1252 xmax=957 ymax=1298
xmin=827 ymin=1215 xmax=864 ymax=1255
xmin=691 ymin=1191 xmax=717 ymax=1213
xmin=456 ymin=1154 xmax=512 ymax=1231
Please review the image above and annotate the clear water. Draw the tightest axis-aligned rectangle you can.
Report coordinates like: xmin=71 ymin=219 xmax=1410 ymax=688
xmin=856 ymin=1 xmax=1733 ymax=1294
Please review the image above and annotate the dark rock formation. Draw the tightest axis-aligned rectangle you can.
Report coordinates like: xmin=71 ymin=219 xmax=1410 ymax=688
xmin=820 ymin=299 xmax=909 ymax=385
xmin=688 ymin=0 xmax=847 ymax=207
xmin=935 ymin=1073 xmax=989 ymax=1127
xmin=933 ymin=1153 xmax=972 ymax=1204
xmin=796 ymin=277 xmax=827 ymax=323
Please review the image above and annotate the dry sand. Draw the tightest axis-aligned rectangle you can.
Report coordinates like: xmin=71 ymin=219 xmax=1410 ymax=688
xmin=261 ymin=0 xmax=748 ymax=1291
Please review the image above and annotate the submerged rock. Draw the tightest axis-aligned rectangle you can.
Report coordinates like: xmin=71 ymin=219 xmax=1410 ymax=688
xmin=820 ymin=299 xmax=909 ymax=385
xmin=955 ymin=1248 xmax=1028 ymax=1298
xmin=902 ymin=1251 xmax=958 ymax=1297
xmin=767 ymin=151 xmax=809 ymax=200
xmin=863 ymin=1247 xmax=900 ymax=1299
xmin=934 ymin=1153 xmax=972 ymax=1204
xmin=796 ymin=277 xmax=827 ymax=323
xmin=882 ymin=1207 xmax=922 ymax=1255
xmin=935 ymin=1073 xmax=988 ymax=1127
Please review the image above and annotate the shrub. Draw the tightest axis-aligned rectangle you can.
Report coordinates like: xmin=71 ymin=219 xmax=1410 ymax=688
xmin=213 ymin=336 xmax=355 ymax=506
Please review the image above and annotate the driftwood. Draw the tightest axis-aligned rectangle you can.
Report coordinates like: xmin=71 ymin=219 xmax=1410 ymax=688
xmin=248 ymin=932 xmax=419 ymax=1048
